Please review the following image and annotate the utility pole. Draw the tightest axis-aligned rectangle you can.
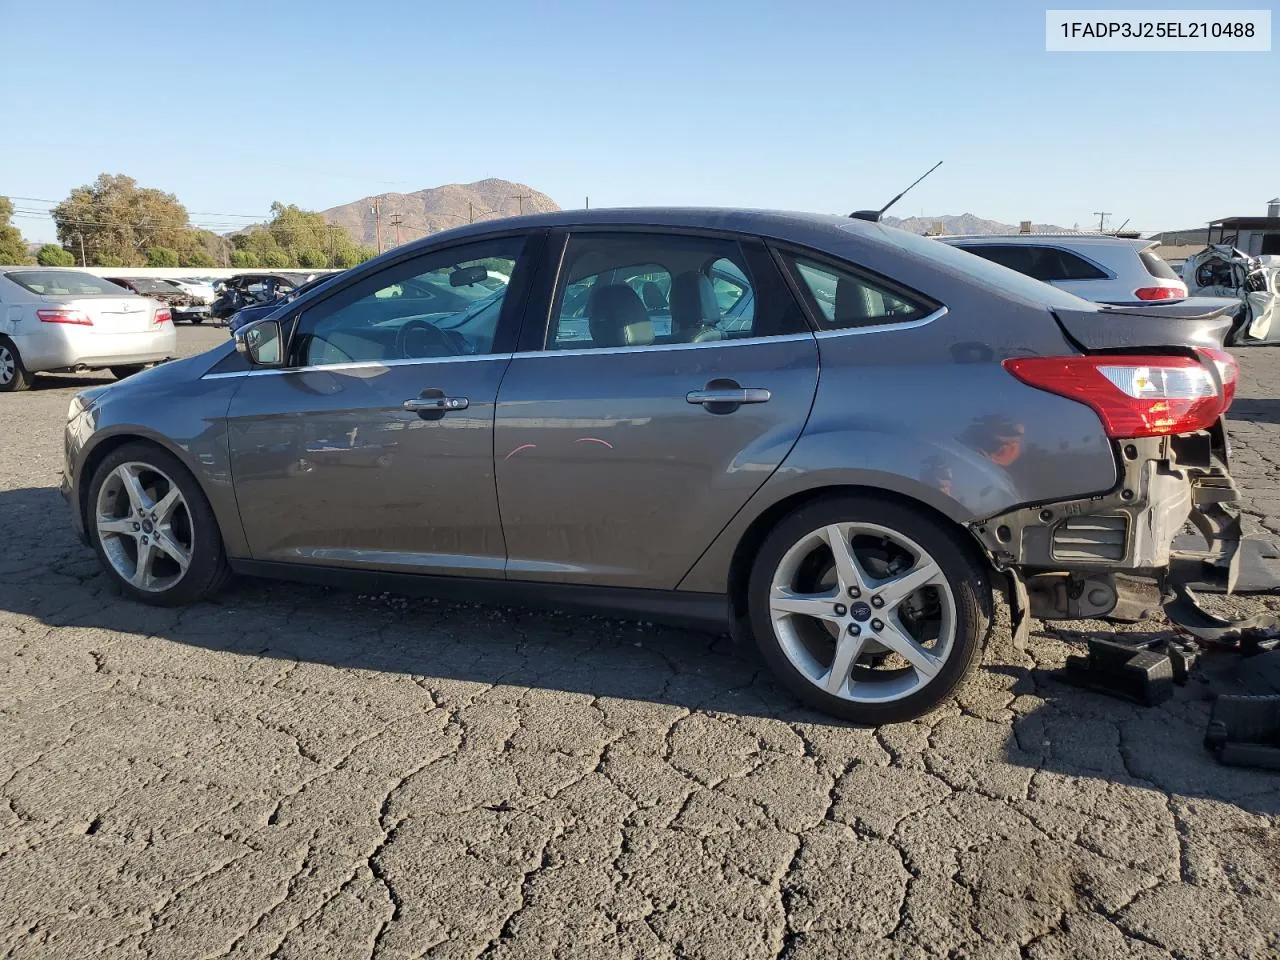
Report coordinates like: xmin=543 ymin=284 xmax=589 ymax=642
xmin=511 ymin=193 xmax=531 ymax=215
xmin=389 ymin=213 xmax=403 ymax=247
xmin=1092 ymin=211 xmax=1111 ymax=233
xmin=370 ymin=196 xmax=384 ymax=254
xmin=585 ymin=196 xmax=589 ymax=209
xmin=73 ymin=232 xmax=86 ymax=266
xmin=468 ymin=201 xmax=474 ymax=224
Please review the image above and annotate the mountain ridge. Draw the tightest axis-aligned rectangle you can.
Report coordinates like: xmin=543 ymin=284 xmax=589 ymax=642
xmin=321 ymin=178 xmax=560 ymax=247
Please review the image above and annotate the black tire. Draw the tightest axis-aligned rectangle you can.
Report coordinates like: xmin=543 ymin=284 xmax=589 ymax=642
xmin=0 ymin=338 xmax=32 ymax=392
xmin=190 ymin=316 xmax=204 ymax=325
xmin=87 ymin=442 xmax=232 ymax=606
xmin=110 ymin=365 xmax=147 ymax=380
xmin=748 ymin=495 xmax=992 ymax=725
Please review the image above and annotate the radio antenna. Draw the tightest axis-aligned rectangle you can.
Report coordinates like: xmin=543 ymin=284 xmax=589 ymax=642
xmin=849 ymin=161 xmax=943 ymax=222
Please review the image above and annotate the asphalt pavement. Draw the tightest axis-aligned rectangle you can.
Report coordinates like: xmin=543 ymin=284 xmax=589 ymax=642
xmin=1 ymin=325 xmax=1278 ymax=959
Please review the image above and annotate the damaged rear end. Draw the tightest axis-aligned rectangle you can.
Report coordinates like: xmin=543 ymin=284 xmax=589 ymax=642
xmin=969 ymin=301 xmax=1243 ymax=636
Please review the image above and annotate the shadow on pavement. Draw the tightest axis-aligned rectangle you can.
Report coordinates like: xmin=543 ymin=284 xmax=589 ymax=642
xmin=1230 ymin=398 xmax=1280 ymax=426
xmin=28 ymin=373 xmax=115 ymax=392
xmin=6 ymin=483 xmax=1279 ymax=814
xmin=994 ymin=631 xmax=1280 ymax=818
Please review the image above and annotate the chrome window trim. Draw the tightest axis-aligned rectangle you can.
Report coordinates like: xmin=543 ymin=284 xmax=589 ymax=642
xmin=813 ymin=305 xmax=948 ymax=339
xmin=201 ymin=352 xmax=509 ymax=380
xmin=511 ymin=331 xmax=814 ymax=360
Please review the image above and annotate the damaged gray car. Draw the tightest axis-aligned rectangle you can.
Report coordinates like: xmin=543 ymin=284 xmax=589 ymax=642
xmin=61 ymin=209 xmax=1245 ymax=723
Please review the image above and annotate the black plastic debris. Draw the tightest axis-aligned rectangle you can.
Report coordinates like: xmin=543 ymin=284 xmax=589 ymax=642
xmin=1163 ymin=585 xmax=1280 ymax=648
xmin=1205 ymin=695 xmax=1280 ymax=771
xmin=1063 ymin=636 xmax=1198 ymax=706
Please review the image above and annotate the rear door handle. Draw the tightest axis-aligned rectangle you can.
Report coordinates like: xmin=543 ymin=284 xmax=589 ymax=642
xmin=403 ymin=396 xmax=469 ymax=412
xmin=686 ymin=388 xmax=771 ymax=405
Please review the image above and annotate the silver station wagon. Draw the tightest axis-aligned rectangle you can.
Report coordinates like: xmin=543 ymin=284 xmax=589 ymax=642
xmin=62 ymin=209 xmax=1241 ymax=723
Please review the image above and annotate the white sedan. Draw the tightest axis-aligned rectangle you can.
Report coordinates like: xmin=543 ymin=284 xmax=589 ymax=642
xmin=0 ymin=269 xmax=177 ymax=392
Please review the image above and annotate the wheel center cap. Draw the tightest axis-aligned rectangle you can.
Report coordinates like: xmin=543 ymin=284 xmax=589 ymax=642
xmin=141 ymin=519 xmax=154 ymax=534
xmin=850 ymin=601 xmax=872 ymax=622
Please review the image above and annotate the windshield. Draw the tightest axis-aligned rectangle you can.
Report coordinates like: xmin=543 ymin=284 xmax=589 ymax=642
xmin=5 ymin=270 xmax=131 ymax=296
xmin=852 ymin=225 xmax=1097 ymax=311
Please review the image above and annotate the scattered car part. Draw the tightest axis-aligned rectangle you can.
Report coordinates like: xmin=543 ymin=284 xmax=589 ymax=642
xmin=1205 ymin=695 xmax=1280 ymax=770
xmin=1064 ymin=634 xmax=1199 ymax=706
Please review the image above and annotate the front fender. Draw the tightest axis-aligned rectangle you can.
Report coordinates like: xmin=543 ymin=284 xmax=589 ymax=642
xmin=69 ymin=373 xmax=247 ymax=558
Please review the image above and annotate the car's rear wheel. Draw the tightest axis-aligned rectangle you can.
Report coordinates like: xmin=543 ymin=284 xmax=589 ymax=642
xmin=748 ymin=495 xmax=991 ymax=724
xmin=88 ymin=443 xmax=232 ymax=606
xmin=0 ymin=339 xmax=32 ymax=392
xmin=110 ymin=365 xmax=147 ymax=380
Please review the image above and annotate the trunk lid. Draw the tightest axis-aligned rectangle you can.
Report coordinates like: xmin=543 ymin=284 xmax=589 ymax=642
xmin=51 ymin=295 xmax=158 ymax=334
xmin=1052 ymin=300 xmax=1233 ymax=351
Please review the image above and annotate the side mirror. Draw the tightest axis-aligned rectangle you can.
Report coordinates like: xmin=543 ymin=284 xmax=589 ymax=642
xmin=234 ymin=318 xmax=284 ymax=367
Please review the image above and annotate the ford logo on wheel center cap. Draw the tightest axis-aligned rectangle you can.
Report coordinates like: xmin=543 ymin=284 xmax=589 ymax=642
xmin=850 ymin=602 xmax=872 ymax=622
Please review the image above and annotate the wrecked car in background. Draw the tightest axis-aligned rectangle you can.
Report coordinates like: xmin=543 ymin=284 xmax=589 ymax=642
xmin=107 ymin=276 xmax=211 ymax=324
xmin=1184 ymin=244 xmax=1280 ymax=345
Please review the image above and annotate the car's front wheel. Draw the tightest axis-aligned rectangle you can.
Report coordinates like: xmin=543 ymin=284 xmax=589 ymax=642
xmin=749 ymin=495 xmax=991 ymax=724
xmin=88 ymin=443 xmax=232 ymax=606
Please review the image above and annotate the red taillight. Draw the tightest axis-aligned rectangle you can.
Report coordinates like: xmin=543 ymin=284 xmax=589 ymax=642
xmin=1133 ymin=285 xmax=1185 ymax=301
xmin=1197 ymin=346 xmax=1238 ymax=410
xmin=36 ymin=308 xmax=92 ymax=326
xmin=1003 ymin=355 xmax=1222 ymax=438
xmin=153 ymin=308 xmax=171 ymax=325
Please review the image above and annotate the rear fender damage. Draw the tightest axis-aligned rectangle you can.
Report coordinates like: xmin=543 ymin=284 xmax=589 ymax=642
xmin=967 ymin=432 xmax=1245 ymax=645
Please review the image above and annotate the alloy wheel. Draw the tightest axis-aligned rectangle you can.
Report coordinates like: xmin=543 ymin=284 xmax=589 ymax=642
xmin=95 ymin=462 xmax=194 ymax=592
xmin=769 ymin=521 xmax=956 ymax=703
xmin=0 ymin=346 xmax=14 ymax=385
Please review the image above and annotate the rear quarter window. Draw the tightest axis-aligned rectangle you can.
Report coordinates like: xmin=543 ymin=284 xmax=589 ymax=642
xmin=1139 ymin=248 xmax=1179 ymax=280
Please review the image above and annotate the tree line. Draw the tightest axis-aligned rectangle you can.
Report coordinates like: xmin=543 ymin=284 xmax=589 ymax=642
xmin=1 ymin=174 xmax=377 ymax=269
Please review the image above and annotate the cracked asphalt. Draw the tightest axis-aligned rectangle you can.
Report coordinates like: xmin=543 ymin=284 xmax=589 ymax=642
xmin=2 ymin=326 xmax=1279 ymax=959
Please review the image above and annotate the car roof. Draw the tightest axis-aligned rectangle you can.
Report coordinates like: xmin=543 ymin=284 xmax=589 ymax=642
xmin=941 ymin=234 xmax=1154 ymax=250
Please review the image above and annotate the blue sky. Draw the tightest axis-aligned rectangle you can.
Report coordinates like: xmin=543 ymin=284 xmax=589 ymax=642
xmin=1 ymin=0 xmax=1275 ymax=242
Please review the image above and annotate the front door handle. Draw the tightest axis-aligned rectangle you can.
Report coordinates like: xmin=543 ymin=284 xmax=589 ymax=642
xmin=686 ymin=388 xmax=771 ymax=405
xmin=403 ymin=395 xmax=469 ymax=412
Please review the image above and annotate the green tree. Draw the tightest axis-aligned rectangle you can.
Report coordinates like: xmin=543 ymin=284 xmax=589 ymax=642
xmin=262 ymin=249 xmax=293 ymax=269
xmin=146 ymin=246 xmax=180 ymax=267
xmin=356 ymin=246 xmax=377 ymax=263
xmin=230 ymin=250 xmax=260 ymax=268
xmin=297 ymin=248 xmax=327 ymax=268
xmin=333 ymin=246 xmax=363 ymax=268
xmin=36 ymin=244 xmax=75 ymax=266
xmin=0 ymin=197 xmax=32 ymax=265
xmin=183 ymin=250 xmax=217 ymax=268
xmin=52 ymin=174 xmax=194 ymax=267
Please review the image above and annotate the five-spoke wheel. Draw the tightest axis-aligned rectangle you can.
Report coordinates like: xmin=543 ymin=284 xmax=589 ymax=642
xmin=87 ymin=443 xmax=232 ymax=605
xmin=750 ymin=496 xmax=990 ymax=724
xmin=95 ymin=462 xmax=194 ymax=593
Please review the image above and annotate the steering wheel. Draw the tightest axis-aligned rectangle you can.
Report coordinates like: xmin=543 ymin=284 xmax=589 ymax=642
xmin=395 ymin=319 xmax=458 ymax=360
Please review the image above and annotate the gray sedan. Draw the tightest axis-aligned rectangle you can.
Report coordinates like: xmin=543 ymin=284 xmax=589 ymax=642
xmin=61 ymin=208 xmax=1242 ymax=723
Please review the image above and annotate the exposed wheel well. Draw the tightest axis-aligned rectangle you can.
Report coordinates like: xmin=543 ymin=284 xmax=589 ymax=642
xmin=725 ymin=485 xmax=994 ymax=632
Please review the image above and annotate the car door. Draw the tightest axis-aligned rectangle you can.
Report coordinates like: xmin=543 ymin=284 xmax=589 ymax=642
xmin=225 ymin=231 xmax=540 ymax=577
xmin=494 ymin=229 xmax=820 ymax=589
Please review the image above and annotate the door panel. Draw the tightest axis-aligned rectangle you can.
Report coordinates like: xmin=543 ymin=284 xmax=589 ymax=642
xmin=228 ymin=357 xmax=509 ymax=575
xmin=495 ymin=336 xmax=819 ymax=588
xmin=224 ymin=232 xmax=538 ymax=577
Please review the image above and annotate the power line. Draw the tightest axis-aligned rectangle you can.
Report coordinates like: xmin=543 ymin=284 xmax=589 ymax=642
xmin=4 ymin=195 xmax=264 ymax=219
